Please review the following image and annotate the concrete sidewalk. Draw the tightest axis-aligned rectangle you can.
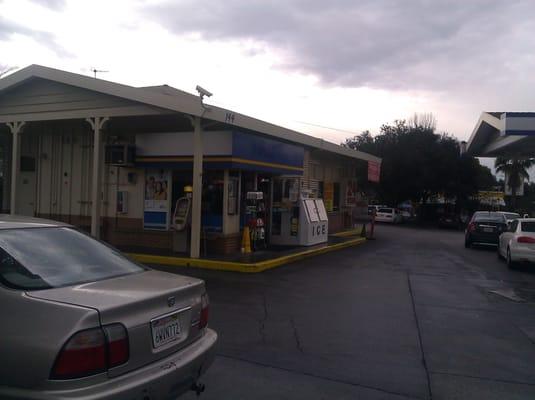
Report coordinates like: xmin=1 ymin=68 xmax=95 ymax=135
xmin=128 ymin=230 xmax=367 ymax=273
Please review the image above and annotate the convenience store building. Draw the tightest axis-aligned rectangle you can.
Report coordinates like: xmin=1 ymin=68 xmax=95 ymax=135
xmin=0 ymin=65 xmax=381 ymax=258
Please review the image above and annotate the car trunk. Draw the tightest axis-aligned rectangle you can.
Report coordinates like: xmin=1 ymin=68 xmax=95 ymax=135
xmin=474 ymin=220 xmax=506 ymax=236
xmin=28 ymin=270 xmax=206 ymax=378
xmin=516 ymin=230 xmax=535 ymax=251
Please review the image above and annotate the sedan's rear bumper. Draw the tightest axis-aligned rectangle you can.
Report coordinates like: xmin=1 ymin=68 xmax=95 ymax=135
xmin=511 ymin=247 xmax=535 ymax=263
xmin=467 ymin=232 xmax=500 ymax=245
xmin=0 ymin=328 xmax=217 ymax=400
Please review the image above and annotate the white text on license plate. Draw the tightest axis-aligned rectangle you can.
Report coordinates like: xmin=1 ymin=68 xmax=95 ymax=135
xmin=483 ymin=227 xmax=493 ymax=233
xmin=151 ymin=312 xmax=181 ymax=348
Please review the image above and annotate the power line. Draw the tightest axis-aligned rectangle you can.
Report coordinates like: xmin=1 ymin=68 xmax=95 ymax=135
xmin=294 ymin=120 xmax=361 ymax=136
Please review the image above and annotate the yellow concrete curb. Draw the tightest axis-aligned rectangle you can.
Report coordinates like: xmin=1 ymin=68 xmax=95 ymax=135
xmin=127 ymin=236 xmax=367 ymax=273
xmin=331 ymin=226 xmax=365 ymax=238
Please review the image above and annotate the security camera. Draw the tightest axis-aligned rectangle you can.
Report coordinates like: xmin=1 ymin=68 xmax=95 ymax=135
xmin=196 ymin=85 xmax=212 ymax=98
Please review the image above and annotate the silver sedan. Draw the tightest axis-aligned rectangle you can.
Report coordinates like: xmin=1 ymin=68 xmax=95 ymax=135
xmin=0 ymin=216 xmax=217 ymax=399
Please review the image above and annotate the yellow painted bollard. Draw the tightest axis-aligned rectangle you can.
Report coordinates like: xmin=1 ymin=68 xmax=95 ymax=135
xmin=241 ymin=226 xmax=252 ymax=254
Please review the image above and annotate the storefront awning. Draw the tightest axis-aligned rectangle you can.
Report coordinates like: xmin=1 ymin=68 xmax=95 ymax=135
xmin=135 ymin=130 xmax=304 ymax=175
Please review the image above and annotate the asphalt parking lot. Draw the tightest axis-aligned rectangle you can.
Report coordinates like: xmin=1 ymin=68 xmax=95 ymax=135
xmin=155 ymin=224 xmax=535 ymax=400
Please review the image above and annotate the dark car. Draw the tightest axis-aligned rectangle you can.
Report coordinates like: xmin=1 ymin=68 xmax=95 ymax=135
xmin=438 ymin=213 xmax=461 ymax=229
xmin=465 ymin=211 xmax=508 ymax=248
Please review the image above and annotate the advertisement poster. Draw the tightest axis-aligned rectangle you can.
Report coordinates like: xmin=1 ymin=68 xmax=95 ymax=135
xmin=368 ymin=161 xmax=381 ymax=183
xmin=144 ymin=169 xmax=171 ymax=230
xmin=324 ymin=182 xmax=334 ymax=212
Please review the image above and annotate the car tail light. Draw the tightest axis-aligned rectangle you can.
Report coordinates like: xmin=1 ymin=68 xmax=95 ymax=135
xmin=51 ymin=328 xmax=107 ymax=379
xmin=468 ymin=222 xmax=476 ymax=232
xmin=104 ymin=324 xmax=129 ymax=368
xmin=517 ymin=236 xmax=535 ymax=244
xmin=51 ymin=324 xmax=130 ymax=379
xmin=200 ymin=293 xmax=209 ymax=329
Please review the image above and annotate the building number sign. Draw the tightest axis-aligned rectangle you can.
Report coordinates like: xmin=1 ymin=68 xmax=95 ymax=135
xmin=225 ymin=112 xmax=236 ymax=124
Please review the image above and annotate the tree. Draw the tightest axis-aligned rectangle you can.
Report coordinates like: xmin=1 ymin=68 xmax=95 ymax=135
xmin=408 ymin=112 xmax=437 ymax=132
xmin=495 ymin=157 xmax=535 ymax=209
xmin=343 ymin=118 xmax=495 ymax=209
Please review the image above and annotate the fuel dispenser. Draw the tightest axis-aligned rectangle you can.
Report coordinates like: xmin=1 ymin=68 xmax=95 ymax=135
xmin=172 ymin=186 xmax=193 ymax=253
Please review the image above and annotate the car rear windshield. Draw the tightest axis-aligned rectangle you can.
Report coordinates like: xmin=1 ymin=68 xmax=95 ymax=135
xmin=378 ymin=208 xmax=393 ymax=213
xmin=0 ymin=227 xmax=144 ymax=290
xmin=473 ymin=212 xmax=505 ymax=222
xmin=521 ymin=222 xmax=535 ymax=232
xmin=502 ymin=213 xmax=520 ymax=220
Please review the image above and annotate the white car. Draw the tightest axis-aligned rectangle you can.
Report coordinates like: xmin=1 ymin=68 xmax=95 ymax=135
xmin=497 ymin=211 xmax=521 ymax=224
xmin=375 ymin=207 xmax=402 ymax=223
xmin=498 ymin=218 xmax=535 ymax=268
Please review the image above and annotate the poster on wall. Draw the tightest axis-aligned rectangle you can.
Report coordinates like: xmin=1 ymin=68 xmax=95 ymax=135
xmin=143 ymin=169 xmax=171 ymax=230
xmin=324 ymin=182 xmax=334 ymax=212
xmin=368 ymin=161 xmax=381 ymax=183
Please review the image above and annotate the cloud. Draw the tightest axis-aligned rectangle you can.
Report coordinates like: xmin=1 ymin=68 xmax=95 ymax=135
xmin=0 ymin=16 xmax=71 ymax=57
xmin=29 ymin=0 xmax=65 ymax=9
xmin=143 ymin=0 xmax=535 ymax=95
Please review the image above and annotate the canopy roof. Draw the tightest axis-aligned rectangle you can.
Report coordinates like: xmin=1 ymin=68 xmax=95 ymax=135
xmin=0 ymin=64 xmax=381 ymax=164
xmin=466 ymin=112 xmax=535 ymax=157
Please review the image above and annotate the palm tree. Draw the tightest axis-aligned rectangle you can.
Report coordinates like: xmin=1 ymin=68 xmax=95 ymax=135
xmin=495 ymin=157 xmax=535 ymax=209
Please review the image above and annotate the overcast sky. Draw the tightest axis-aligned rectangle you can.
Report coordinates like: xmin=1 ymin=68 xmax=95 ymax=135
xmin=1 ymin=0 xmax=534 ymax=147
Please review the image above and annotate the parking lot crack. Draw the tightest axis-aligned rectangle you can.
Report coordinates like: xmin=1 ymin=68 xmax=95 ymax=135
xmin=408 ymin=273 xmax=433 ymax=400
xmin=291 ymin=317 xmax=304 ymax=354
xmin=430 ymin=371 xmax=535 ymax=387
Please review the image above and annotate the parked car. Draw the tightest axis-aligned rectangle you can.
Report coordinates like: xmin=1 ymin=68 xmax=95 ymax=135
xmin=398 ymin=209 xmax=413 ymax=221
xmin=438 ymin=213 xmax=461 ymax=229
xmin=497 ymin=211 xmax=521 ymax=224
xmin=498 ymin=218 xmax=535 ymax=268
xmin=0 ymin=216 xmax=217 ymax=400
xmin=368 ymin=205 xmax=387 ymax=215
xmin=465 ymin=211 xmax=507 ymax=248
xmin=375 ymin=207 xmax=403 ymax=223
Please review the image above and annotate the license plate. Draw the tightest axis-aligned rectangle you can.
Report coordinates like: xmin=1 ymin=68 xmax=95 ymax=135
xmin=482 ymin=227 xmax=493 ymax=233
xmin=151 ymin=312 xmax=181 ymax=348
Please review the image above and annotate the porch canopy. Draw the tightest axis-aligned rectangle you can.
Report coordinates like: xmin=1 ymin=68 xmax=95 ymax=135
xmin=0 ymin=64 xmax=381 ymax=258
xmin=466 ymin=112 xmax=535 ymax=157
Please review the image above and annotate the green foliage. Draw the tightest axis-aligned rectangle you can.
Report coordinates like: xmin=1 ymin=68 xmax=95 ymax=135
xmin=494 ymin=157 xmax=535 ymax=209
xmin=343 ymin=119 xmax=496 ymax=205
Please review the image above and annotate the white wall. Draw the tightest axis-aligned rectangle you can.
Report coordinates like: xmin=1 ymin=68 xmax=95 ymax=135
xmin=21 ymin=126 xmax=145 ymax=220
xmin=136 ymin=131 xmax=232 ymax=156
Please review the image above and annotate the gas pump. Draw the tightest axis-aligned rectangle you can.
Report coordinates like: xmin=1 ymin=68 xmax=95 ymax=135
xmin=172 ymin=186 xmax=193 ymax=253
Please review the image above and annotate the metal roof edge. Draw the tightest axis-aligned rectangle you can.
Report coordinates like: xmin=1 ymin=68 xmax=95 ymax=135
xmin=465 ymin=112 xmax=502 ymax=155
xmin=0 ymin=64 xmax=380 ymax=164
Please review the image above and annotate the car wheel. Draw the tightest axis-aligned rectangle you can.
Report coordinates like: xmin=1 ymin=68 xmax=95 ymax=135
xmin=464 ymin=238 xmax=471 ymax=248
xmin=497 ymin=245 xmax=503 ymax=259
xmin=507 ymin=247 xmax=516 ymax=269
